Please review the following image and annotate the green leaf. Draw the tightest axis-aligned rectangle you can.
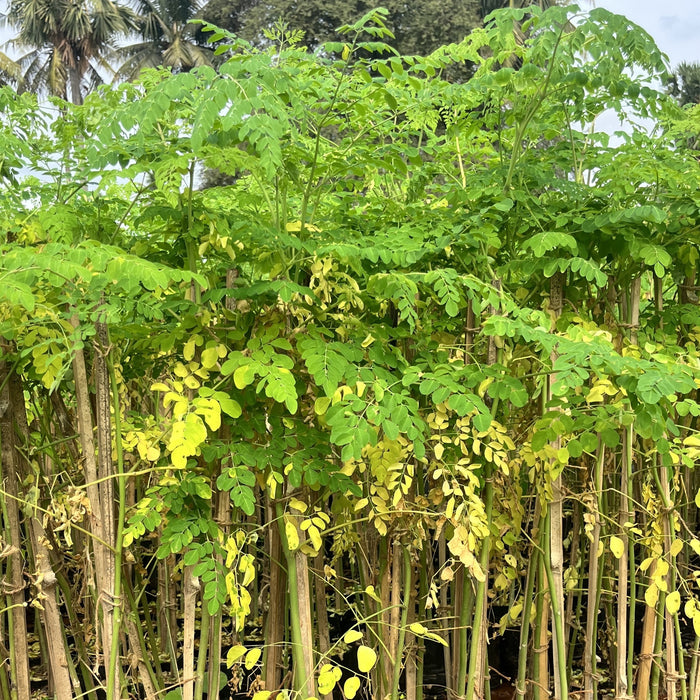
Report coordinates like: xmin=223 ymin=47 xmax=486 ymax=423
xmin=201 ymin=346 xmax=219 ymax=369
xmin=234 ymin=364 xmax=257 ymax=390
xmin=216 ymin=394 xmax=242 ymax=418
xmin=522 ymin=231 xmax=577 ymax=257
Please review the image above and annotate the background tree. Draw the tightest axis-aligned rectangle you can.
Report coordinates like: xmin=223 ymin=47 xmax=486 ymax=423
xmin=6 ymin=0 xmax=136 ymax=103
xmin=116 ymin=0 xmax=214 ymax=80
xmin=199 ymin=0 xmax=579 ymax=76
xmin=668 ymin=61 xmax=700 ymax=106
xmin=202 ymin=0 xmax=482 ymax=56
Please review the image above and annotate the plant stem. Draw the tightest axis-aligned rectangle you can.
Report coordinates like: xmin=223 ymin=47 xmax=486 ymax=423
xmin=276 ymin=501 xmax=315 ymax=696
xmin=107 ymin=343 xmax=126 ymax=700
xmin=544 ymin=510 xmax=569 ymax=700
xmin=465 ymin=462 xmax=493 ymax=700
xmin=390 ymin=547 xmax=412 ymax=700
xmin=194 ymin=607 xmax=211 ymax=700
xmin=516 ymin=540 xmax=539 ymax=698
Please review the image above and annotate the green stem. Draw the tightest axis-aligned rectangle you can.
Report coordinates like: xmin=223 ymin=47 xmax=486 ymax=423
xmin=106 ymin=343 xmax=127 ymax=700
xmin=465 ymin=463 xmax=493 ymax=700
xmin=625 ymin=425 xmax=636 ymax=688
xmin=543 ymin=510 xmax=569 ymax=700
xmin=275 ymin=501 xmax=311 ymax=695
xmin=456 ymin=572 xmax=475 ymax=698
xmin=390 ymin=547 xmax=412 ymax=700
xmin=675 ymin=611 xmax=689 ymax=700
xmin=516 ymin=543 xmax=539 ymax=698
xmin=208 ymin=610 xmax=223 ymax=699
xmin=416 ymin=544 xmax=428 ymax=700
xmin=688 ymin=634 xmax=699 ymax=700
xmin=650 ymin=587 xmax=666 ymax=700
xmin=194 ymin=607 xmax=211 ymax=700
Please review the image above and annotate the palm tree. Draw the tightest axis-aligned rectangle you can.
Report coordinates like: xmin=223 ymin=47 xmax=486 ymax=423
xmin=114 ymin=0 xmax=213 ymax=81
xmin=6 ymin=0 xmax=137 ymax=103
xmin=668 ymin=62 xmax=700 ymax=107
xmin=0 ymin=50 xmax=23 ymax=90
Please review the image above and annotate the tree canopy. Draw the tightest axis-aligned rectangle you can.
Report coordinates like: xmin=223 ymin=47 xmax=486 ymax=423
xmin=0 ymin=6 xmax=699 ymax=700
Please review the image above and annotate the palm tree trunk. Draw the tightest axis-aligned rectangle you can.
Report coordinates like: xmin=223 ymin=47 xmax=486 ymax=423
xmin=69 ymin=66 xmax=83 ymax=105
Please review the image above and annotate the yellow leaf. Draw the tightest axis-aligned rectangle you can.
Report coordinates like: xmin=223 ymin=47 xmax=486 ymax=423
xmin=364 ymin=585 xmax=381 ymax=602
xmin=244 ymin=647 xmax=261 ymax=670
xmin=424 ymin=631 xmax=448 ymax=646
xmin=509 ymin=601 xmax=524 ymax=621
xmin=645 ymin=583 xmax=659 ymax=609
xmin=344 ymin=676 xmax=361 ymax=699
xmin=234 ymin=364 xmax=255 ymax=390
xmin=171 ymin=446 xmax=188 ymax=469
xmin=471 ymin=561 xmax=486 ymax=583
xmin=344 ymin=629 xmax=363 ymax=644
xmin=694 ymin=612 xmax=700 ymax=638
xmin=146 ymin=445 xmax=160 ymax=461
xmin=307 ymin=525 xmax=322 ymax=552
xmin=696 ymin=488 xmax=700 ymax=509
xmin=690 ymin=539 xmax=700 ymax=557
xmin=440 ymin=565 xmax=454 ymax=582
xmin=226 ymin=644 xmax=246 ymax=667
xmin=184 ymin=375 xmax=200 ymax=390
xmin=445 ymin=496 xmax=455 ymax=520
xmin=285 ymin=520 xmax=299 ymax=551
xmin=655 ymin=560 xmax=669 ymax=579
xmin=684 ymin=599 xmax=696 ymax=619
xmin=252 ymin=693 xmax=272 ymax=700
xmin=357 ymin=645 xmax=377 ymax=673
xmin=639 ymin=556 xmax=654 ymax=572
xmin=409 ymin=622 xmax=428 ymax=635
xmin=201 ymin=346 xmax=219 ymax=369
xmin=288 ymin=498 xmax=308 ymax=514
xmin=609 ymin=535 xmax=624 ymax=559
xmin=354 ymin=498 xmax=369 ymax=512
xmin=314 ymin=397 xmax=331 ymax=415
xmin=184 ymin=338 xmax=196 ymax=361
xmin=174 ymin=362 xmax=189 ymax=378
xmin=342 ymin=43 xmax=350 ymax=61
xmin=434 ymin=443 xmax=444 ymax=460
xmin=163 ymin=391 xmax=181 ymax=407
xmin=669 ymin=539 xmax=683 ymax=557
xmin=318 ymin=664 xmax=341 ymax=694
xmin=150 ymin=382 xmax=170 ymax=392
xmin=586 ymin=385 xmax=606 ymax=403
xmin=666 ymin=590 xmax=681 ymax=615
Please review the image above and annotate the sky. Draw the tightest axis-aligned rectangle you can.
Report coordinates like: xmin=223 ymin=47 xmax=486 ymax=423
xmin=596 ymin=0 xmax=700 ymax=70
xmin=581 ymin=1 xmax=699 ymax=137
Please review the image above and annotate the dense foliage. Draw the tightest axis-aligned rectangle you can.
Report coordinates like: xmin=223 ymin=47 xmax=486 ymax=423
xmin=1 ymin=5 xmax=700 ymax=700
